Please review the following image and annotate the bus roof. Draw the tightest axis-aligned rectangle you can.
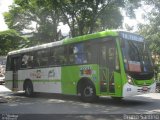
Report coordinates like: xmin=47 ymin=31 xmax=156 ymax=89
xmin=8 ymin=40 xmax=63 ymax=56
xmin=8 ymin=30 xmax=118 ymax=56
xmin=63 ymin=30 xmax=118 ymax=44
xmin=8 ymin=30 xmax=137 ymax=56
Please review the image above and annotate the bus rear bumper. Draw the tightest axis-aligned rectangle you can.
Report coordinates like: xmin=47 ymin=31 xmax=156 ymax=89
xmin=122 ymin=82 xmax=156 ymax=97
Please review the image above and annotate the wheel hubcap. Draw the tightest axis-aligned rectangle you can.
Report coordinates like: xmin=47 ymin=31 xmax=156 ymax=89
xmin=84 ymin=86 xmax=93 ymax=97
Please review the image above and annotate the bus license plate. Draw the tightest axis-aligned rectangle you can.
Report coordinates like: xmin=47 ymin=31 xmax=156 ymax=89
xmin=142 ymin=86 xmax=148 ymax=91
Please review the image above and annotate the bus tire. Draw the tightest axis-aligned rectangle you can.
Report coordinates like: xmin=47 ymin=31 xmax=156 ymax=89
xmin=79 ymin=81 xmax=97 ymax=102
xmin=24 ymin=81 xmax=34 ymax=97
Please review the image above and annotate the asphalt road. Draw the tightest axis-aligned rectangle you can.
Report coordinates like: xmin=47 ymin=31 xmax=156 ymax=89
xmin=0 ymin=85 xmax=160 ymax=120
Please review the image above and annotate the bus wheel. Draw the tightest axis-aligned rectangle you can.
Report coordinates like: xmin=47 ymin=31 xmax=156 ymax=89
xmin=80 ymin=81 xmax=97 ymax=102
xmin=24 ymin=81 xmax=34 ymax=97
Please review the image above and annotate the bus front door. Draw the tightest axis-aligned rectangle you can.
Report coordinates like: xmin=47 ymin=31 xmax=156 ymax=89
xmin=99 ymin=40 xmax=115 ymax=94
xmin=12 ymin=57 xmax=19 ymax=91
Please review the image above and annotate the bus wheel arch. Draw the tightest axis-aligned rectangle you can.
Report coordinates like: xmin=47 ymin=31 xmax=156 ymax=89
xmin=23 ymin=79 xmax=34 ymax=97
xmin=77 ymin=77 xmax=97 ymax=102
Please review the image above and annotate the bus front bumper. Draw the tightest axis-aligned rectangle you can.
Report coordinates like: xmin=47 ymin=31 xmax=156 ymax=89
xmin=122 ymin=82 xmax=156 ymax=97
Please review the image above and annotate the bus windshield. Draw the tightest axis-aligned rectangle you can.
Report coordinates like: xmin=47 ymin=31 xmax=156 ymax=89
xmin=121 ymin=39 xmax=154 ymax=79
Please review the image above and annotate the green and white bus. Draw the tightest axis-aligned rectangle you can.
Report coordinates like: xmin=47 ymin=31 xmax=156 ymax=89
xmin=5 ymin=30 xmax=156 ymax=102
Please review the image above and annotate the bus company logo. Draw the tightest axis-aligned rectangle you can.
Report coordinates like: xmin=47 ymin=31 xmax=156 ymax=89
xmin=30 ymin=70 xmax=42 ymax=79
xmin=80 ymin=66 xmax=92 ymax=77
xmin=48 ymin=69 xmax=55 ymax=78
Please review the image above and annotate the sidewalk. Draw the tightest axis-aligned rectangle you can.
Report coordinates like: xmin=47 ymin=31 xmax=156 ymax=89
xmin=0 ymin=85 xmax=11 ymax=103
xmin=0 ymin=85 xmax=11 ymax=92
xmin=0 ymin=96 xmax=7 ymax=103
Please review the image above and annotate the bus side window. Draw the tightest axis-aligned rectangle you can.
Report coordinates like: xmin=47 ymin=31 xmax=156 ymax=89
xmin=68 ymin=45 xmax=75 ymax=64
xmin=57 ymin=46 xmax=67 ymax=65
xmin=6 ymin=56 xmax=11 ymax=71
xmin=28 ymin=55 xmax=34 ymax=67
xmin=21 ymin=54 xmax=28 ymax=68
xmin=21 ymin=53 xmax=34 ymax=69
xmin=84 ymin=41 xmax=98 ymax=64
xmin=35 ymin=49 xmax=49 ymax=67
xmin=70 ymin=43 xmax=87 ymax=64
xmin=74 ymin=43 xmax=87 ymax=64
xmin=50 ymin=47 xmax=56 ymax=66
xmin=50 ymin=46 xmax=67 ymax=66
xmin=68 ymin=42 xmax=97 ymax=65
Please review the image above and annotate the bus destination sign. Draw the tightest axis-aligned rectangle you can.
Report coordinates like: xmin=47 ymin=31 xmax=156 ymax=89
xmin=119 ymin=31 xmax=144 ymax=42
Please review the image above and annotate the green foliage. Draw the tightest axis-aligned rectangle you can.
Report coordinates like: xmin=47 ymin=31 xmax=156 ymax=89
xmin=3 ymin=0 xmax=141 ymax=44
xmin=4 ymin=0 xmax=61 ymax=43
xmin=139 ymin=24 xmax=160 ymax=55
xmin=124 ymin=0 xmax=142 ymax=18
xmin=0 ymin=30 xmax=28 ymax=55
xmin=58 ymin=0 xmax=124 ymax=37
xmin=138 ymin=0 xmax=160 ymax=64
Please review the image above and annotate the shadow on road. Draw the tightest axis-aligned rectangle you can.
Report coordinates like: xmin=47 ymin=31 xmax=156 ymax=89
xmin=17 ymin=114 xmax=123 ymax=120
xmin=0 ymin=92 xmax=160 ymax=114
xmin=11 ymin=92 xmax=151 ymax=107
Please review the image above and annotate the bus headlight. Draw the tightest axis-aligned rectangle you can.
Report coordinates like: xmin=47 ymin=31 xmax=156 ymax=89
xmin=127 ymin=75 xmax=133 ymax=85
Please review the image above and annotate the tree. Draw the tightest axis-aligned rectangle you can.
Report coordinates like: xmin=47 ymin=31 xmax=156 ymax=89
xmin=4 ymin=0 xmax=62 ymax=43
xmin=58 ymin=0 xmax=142 ymax=37
xmin=58 ymin=0 xmax=124 ymax=37
xmin=0 ymin=30 xmax=28 ymax=55
xmin=138 ymin=0 xmax=160 ymax=64
xmin=4 ymin=0 xmax=141 ymax=44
